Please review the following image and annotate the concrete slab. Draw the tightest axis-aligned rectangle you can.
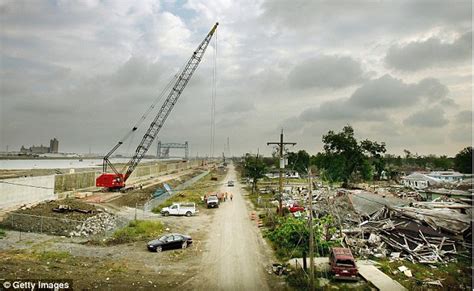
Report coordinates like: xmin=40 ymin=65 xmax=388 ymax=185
xmin=357 ymin=262 xmax=407 ymax=291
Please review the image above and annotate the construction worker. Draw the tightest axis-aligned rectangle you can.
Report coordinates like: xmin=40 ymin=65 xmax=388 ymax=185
xmin=230 ymin=193 xmax=233 ymax=201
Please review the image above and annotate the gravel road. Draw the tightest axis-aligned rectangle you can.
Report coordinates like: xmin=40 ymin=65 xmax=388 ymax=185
xmin=188 ymin=163 xmax=271 ymax=291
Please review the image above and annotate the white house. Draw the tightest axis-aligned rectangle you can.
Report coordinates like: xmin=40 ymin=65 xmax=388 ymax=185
xmin=265 ymin=171 xmax=300 ymax=179
xmin=427 ymin=171 xmax=465 ymax=182
xmin=401 ymin=173 xmax=441 ymax=189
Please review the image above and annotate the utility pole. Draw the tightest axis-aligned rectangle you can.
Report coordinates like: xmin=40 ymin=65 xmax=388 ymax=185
xmin=308 ymin=168 xmax=315 ymax=290
xmin=267 ymin=129 xmax=296 ymax=216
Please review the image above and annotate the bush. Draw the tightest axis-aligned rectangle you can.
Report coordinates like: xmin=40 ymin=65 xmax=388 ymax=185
xmin=0 ymin=228 xmax=5 ymax=239
xmin=266 ymin=215 xmax=338 ymax=260
xmin=110 ymin=220 xmax=164 ymax=244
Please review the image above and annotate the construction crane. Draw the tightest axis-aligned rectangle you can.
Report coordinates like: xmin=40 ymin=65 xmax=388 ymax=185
xmin=96 ymin=22 xmax=219 ymax=189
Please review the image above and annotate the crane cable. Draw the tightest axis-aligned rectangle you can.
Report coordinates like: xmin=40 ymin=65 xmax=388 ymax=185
xmin=209 ymin=29 xmax=217 ymax=158
xmin=117 ymin=73 xmax=178 ymax=146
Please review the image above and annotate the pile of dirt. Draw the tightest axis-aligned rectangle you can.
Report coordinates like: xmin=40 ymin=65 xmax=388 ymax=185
xmin=0 ymin=199 xmax=118 ymax=236
xmin=14 ymin=198 xmax=98 ymax=220
xmin=110 ymin=188 xmax=155 ymax=207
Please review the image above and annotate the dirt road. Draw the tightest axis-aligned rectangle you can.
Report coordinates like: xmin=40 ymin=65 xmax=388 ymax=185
xmin=188 ymin=164 xmax=271 ymax=291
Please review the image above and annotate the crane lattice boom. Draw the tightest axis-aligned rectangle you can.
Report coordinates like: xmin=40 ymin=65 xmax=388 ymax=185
xmin=96 ymin=22 xmax=218 ymax=189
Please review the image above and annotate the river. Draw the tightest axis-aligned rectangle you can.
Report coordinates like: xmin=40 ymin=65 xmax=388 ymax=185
xmin=0 ymin=158 xmax=171 ymax=170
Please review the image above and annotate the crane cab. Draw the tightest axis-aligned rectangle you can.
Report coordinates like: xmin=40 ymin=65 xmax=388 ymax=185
xmin=96 ymin=173 xmax=125 ymax=189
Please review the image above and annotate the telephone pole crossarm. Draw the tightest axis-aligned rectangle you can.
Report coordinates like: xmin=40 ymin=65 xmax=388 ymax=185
xmin=266 ymin=130 xmax=296 ymax=216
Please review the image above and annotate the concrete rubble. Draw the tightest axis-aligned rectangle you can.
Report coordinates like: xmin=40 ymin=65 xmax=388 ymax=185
xmin=69 ymin=212 xmax=118 ymax=237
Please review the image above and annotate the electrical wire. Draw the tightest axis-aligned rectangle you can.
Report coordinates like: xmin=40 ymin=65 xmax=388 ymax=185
xmin=0 ymin=180 xmax=54 ymax=190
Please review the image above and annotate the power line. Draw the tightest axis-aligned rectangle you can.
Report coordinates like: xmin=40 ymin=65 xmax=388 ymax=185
xmin=0 ymin=180 xmax=54 ymax=190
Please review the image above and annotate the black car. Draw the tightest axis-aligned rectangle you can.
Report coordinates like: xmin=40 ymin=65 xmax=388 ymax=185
xmin=147 ymin=233 xmax=193 ymax=252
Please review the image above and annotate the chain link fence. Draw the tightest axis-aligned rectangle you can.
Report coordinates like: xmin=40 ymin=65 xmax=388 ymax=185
xmin=0 ymin=212 xmax=130 ymax=239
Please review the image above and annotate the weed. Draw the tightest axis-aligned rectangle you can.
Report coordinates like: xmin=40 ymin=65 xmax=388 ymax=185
xmin=109 ymin=220 xmax=164 ymax=244
xmin=35 ymin=251 xmax=71 ymax=262
xmin=375 ymin=256 xmax=472 ymax=290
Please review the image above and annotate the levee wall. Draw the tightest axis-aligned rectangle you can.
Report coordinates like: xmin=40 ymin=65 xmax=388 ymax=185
xmin=55 ymin=171 xmax=98 ymax=192
xmin=0 ymin=160 xmax=207 ymax=210
xmin=54 ymin=160 xmax=204 ymax=193
xmin=0 ymin=175 xmax=55 ymax=210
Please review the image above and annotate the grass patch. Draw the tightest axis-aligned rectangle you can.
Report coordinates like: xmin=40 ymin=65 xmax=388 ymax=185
xmin=151 ymin=169 xmax=226 ymax=213
xmin=286 ymin=269 xmax=374 ymax=290
xmin=376 ymin=255 xmax=472 ymax=290
xmin=108 ymin=220 xmax=164 ymax=244
xmin=35 ymin=251 xmax=72 ymax=262
xmin=0 ymin=228 xmax=5 ymax=239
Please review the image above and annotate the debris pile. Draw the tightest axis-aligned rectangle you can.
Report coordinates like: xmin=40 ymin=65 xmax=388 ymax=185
xmin=343 ymin=205 xmax=472 ymax=263
xmin=69 ymin=212 xmax=118 ymax=237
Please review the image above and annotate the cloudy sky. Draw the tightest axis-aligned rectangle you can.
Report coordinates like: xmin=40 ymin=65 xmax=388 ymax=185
xmin=0 ymin=0 xmax=472 ymax=157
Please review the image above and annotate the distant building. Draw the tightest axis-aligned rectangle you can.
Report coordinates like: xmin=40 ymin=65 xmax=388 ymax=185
xmin=50 ymin=138 xmax=59 ymax=153
xmin=265 ymin=170 xmax=300 ymax=179
xmin=20 ymin=138 xmax=59 ymax=155
xmin=427 ymin=171 xmax=464 ymax=182
xmin=401 ymin=173 xmax=441 ymax=189
xmin=402 ymin=170 xmax=466 ymax=189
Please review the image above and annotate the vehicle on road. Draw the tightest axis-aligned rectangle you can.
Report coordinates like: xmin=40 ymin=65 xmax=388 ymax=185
xmin=147 ymin=233 xmax=193 ymax=252
xmin=329 ymin=247 xmax=358 ymax=280
xmin=161 ymin=202 xmax=198 ymax=217
xmin=207 ymin=195 xmax=219 ymax=208
xmin=227 ymin=180 xmax=234 ymax=187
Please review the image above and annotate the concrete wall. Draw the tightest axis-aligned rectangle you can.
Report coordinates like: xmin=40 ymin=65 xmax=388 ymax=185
xmin=55 ymin=171 xmax=98 ymax=192
xmin=54 ymin=159 xmax=204 ymax=193
xmin=0 ymin=175 xmax=55 ymax=210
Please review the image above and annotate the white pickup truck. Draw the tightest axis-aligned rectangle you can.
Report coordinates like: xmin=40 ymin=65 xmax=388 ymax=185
xmin=161 ymin=203 xmax=198 ymax=217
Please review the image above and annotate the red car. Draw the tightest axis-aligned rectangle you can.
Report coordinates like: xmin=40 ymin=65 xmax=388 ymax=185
xmin=289 ymin=204 xmax=305 ymax=213
xmin=329 ymin=247 xmax=358 ymax=280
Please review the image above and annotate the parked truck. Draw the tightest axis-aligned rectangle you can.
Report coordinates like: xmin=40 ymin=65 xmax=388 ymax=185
xmin=161 ymin=203 xmax=198 ymax=217
xmin=206 ymin=195 xmax=219 ymax=208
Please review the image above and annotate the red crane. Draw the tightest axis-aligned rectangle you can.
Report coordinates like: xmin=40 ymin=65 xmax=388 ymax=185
xmin=96 ymin=22 xmax=219 ymax=189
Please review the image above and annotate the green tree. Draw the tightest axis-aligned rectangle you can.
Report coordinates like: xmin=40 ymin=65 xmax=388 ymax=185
xmin=360 ymin=139 xmax=386 ymax=179
xmin=267 ymin=216 xmax=336 ymax=258
xmin=454 ymin=147 xmax=472 ymax=174
xmin=432 ymin=155 xmax=452 ymax=170
xmin=287 ymin=150 xmax=310 ymax=175
xmin=315 ymin=125 xmax=386 ymax=186
xmin=243 ymin=154 xmax=267 ymax=193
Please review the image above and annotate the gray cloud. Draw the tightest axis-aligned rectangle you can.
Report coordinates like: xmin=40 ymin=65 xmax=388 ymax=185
xmin=222 ymin=100 xmax=255 ymax=114
xmin=349 ymin=75 xmax=418 ymax=108
xmin=288 ymin=55 xmax=365 ymax=89
xmin=295 ymin=74 xmax=453 ymax=126
xmin=403 ymin=107 xmax=449 ymax=127
xmin=385 ymin=31 xmax=472 ymax=71
xmin=262 ymin=0 xmax=472 ymax=41
xmin=299 ymin=99 xmax=387 ymax=122
xmin=348 ymin=74 xmax=452 ymax=109
xmin=455 ymin=110 xmax=472 ymax=124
